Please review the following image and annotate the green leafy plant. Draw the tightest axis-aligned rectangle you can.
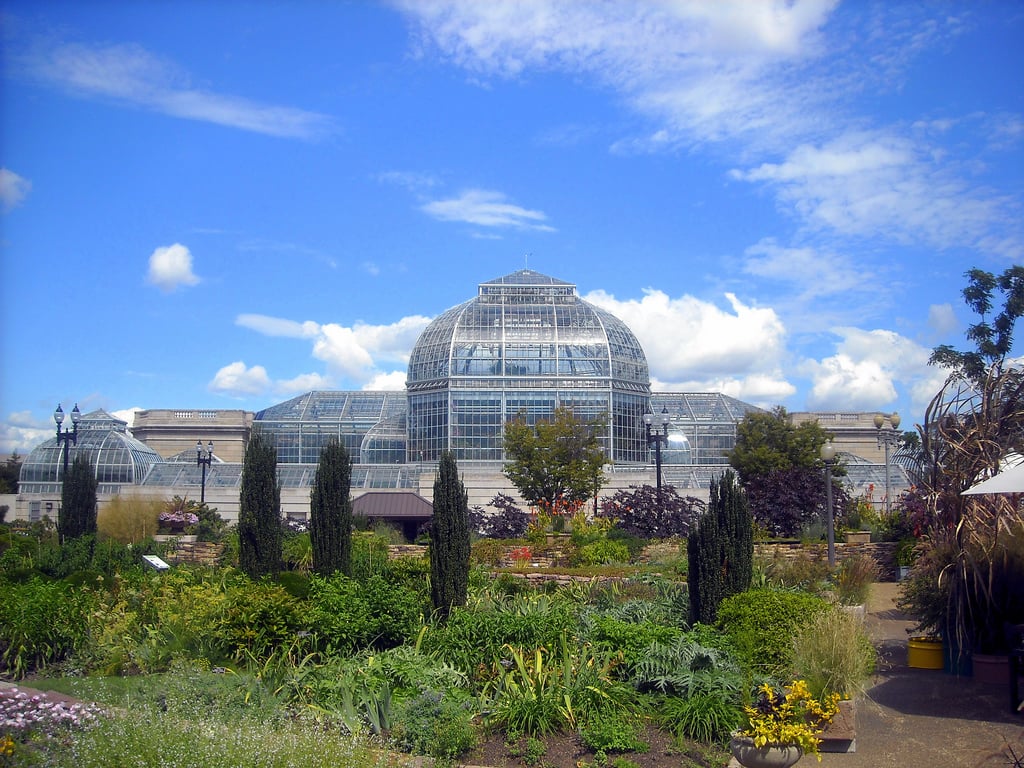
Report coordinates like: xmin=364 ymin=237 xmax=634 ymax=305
xmin=0 ymin=578 xmax=94 ymax=678
xmin=630 ymin=634 xmax=742 ymax=699
xmin=484 ymin=636 xmax=630 ymax=737
xmin=716 ymin=588 xmax=830 ymax=676
xmin=660 ymin=693 xmax=742 ymax=744
xmin=214 ymin=580 xmax=308 ymax=663
xmin=737 ymin=679 xmax=839 ymax=758
xmin=579 ymin=713 xmax=649 ymax=753
xmin=572 ymin=539 xmax=631 ymax=567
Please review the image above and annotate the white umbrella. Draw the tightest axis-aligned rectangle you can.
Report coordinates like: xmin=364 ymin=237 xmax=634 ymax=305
xmin=962 ymin=461 xmax=1024 ymax=495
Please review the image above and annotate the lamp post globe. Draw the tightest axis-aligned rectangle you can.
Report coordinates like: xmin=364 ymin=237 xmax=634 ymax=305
xmin=196 ymin=440 xmax=214 ymax=505
xmin=54 ymin=403 xmax=81 ymax=482
xmin=644 ymin=406 xmax=671 ymax=494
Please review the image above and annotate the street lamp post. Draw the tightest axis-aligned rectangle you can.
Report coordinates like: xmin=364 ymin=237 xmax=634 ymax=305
xmin=54 ymin=403 xmax=81 ymax=482
xmin=644 ymin=406 xmax=671 ymax=493
xmin=873 ymin=412 xmax=901 ymax=517
xmin=196 ymin=440 xmax=214 ymax=504
xmin=821 ymin=441 xmax=837 ymax=567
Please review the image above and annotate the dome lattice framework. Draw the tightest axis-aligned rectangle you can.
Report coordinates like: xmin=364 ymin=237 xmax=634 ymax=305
xmin=406 ymin=269 xmax=651 ymax=463
xmin=19 ymin=410 xmax=163 ymax=494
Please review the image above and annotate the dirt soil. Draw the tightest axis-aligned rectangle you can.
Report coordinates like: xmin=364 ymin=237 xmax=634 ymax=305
xmin=462 ymin=724 xmax=728 ymax=768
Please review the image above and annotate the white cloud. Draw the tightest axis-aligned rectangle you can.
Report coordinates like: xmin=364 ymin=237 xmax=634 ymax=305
xmin=377 ymin=170 xmax=440 ymax=191
xmin=399 ymin=3 xmax=1021 ymax=257
xmin=275 ymin=373 xmax=334 ymax=396
xmin=29 ymin=41 xmax=333 ymax=139
xmin=585 ymin=288 xmax=792 ymax=400
xmin=805 ymin=355 xmax=896 ymax=411
xmin=236 ymin=314 xmax=320 ymax=338
xmin=233 ymin=312 xmax=432 ymax=391
xmin=422 ymin=189 xmax=555 ymax=231
xmin=742 ymin=238 xmax=869 ymax=300
xmin=731 ymin=132 xmax=1020 ymax=257
xmin=0 ymin=168 xmax=31 ymax=212
xmin=209 ymin=361 xmax=272 ymax=397
xmin=399 ymin=0 xmax=837 ymax=150
xmin=0 ymin=410 xmax=51 ymax=454
xmin=364 ymin=371 xmax=408 ymax=390
xmin=146 ymin=243 xmax=200 ymax=292
xmin=801 ymin=327 xmax=936 ymax=411
xmin=111 ymin=407 xmax=142 ymax=430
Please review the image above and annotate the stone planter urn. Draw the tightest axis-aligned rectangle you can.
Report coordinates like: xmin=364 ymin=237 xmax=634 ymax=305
xmin=728 ymin=735 xmax=803 ymax=768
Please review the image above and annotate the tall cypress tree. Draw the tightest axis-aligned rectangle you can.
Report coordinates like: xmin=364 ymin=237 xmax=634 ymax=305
xmin=688 ymin=469 xmax=752 ymax=625
xmin=310 ymin=438 xmax=352 ymax=577
xmin=430 ymin=451 xmax=471 ymax=620
xmin=238 ymin=430 xmax=282 ymax=579
xmin=58 ymin=454 xmax=97 ymax=542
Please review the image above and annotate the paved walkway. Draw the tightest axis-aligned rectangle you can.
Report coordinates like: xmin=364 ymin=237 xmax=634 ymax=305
xmin=813 ymin=582 xmax=1023 ymax=768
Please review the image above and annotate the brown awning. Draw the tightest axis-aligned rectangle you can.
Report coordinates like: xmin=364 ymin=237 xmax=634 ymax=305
xmin=352 ymin=491 xmax=433 ymax=519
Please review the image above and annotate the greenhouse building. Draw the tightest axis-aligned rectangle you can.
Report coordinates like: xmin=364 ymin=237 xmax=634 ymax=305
xmin=12 ymin=269 xmax=906 ymax=524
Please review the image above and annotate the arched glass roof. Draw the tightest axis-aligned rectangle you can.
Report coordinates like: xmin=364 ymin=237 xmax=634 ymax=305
xmin=407 ymin=269 xmax=649 ymax=389
xmin=255 ymin=391 xmax=407 ymax=465
xmin=406 ymin=269 xmax=651 ymax=464
xmin=650 ymin=393 xmax=763 ymax=466
xmin=19 ymin=409 xmax=163 ymax=494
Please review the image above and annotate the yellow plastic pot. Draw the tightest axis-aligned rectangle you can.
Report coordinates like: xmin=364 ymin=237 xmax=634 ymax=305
xmin=907 ymin=637 xmax=944 ymax=669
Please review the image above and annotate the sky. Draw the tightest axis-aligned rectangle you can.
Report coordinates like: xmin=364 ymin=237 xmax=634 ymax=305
xmin=1 ymin=0 xmax=1022 ymax=455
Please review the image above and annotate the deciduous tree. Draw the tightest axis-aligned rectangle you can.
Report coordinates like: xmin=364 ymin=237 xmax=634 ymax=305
xmin=728 ymin=406 xmax=835 ymax=484
xmin=503 ymin=406 xmax=606 ymax=509
xmin=599 ymin=484 xmax=704 ymax=539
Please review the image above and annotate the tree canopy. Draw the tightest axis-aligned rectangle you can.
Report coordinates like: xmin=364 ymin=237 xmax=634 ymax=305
xmin=0 ymin=452 xmax=21 ymax=494
xmin=929 ymin=266 xmax=1024 ymax=382
xmin=727 ymin=406 xmax=835 ymax=484
xmin=502 ymin=406 xmax=606 ymax=510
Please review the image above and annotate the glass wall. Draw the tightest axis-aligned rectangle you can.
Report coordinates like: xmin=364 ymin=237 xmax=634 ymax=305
xmin=407 ymin=270 xmax=652 ymax=464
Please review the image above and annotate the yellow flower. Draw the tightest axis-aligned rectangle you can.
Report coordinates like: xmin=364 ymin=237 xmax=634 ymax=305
xmin=738 ymin=679 xmax=840 ymax=760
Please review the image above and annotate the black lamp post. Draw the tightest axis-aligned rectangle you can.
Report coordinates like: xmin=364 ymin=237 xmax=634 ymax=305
xmin=821 ymin=441 xmax=837 ymax=567
xmin=196 ymin=440 xmax=214 ymax=504
xmin=54 ymin=403 xmax=81 ymax=482
xmin=644 ymin=406 xmax=671 ymax=493
xmin=873 ymin=412 xmax=901 ymax=517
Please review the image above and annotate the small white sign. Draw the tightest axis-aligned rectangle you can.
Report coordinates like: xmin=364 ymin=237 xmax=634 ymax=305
xmin=143 ymin=555 xmax=170 ymax=571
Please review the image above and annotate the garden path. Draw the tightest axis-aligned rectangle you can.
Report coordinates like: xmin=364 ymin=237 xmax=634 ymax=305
xmin=809 ymin=582 xmax=1022 ymax=768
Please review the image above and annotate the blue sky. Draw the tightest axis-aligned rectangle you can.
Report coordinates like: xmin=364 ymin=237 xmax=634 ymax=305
xmin=1 ymin=1 xmax=1022 ymax=455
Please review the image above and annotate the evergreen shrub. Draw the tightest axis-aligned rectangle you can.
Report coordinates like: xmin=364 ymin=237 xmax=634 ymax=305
xmin=716 ymin=588 xmax=830 ymax=677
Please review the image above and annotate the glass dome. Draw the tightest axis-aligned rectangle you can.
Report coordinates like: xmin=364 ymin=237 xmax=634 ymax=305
xmin=360 ymin=413 xmax=407 ymax=464
xmin=19 ymin=409 xmax=163 ymax=493
xmin=407 ymin=269 xmax=651 ymax=464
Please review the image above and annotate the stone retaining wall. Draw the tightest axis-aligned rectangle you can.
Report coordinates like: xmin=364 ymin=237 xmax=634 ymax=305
xmin=160 ymin=539 xmax=898 ymax=581
xmin=754 ymin=541 xmax=898 ymax=581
